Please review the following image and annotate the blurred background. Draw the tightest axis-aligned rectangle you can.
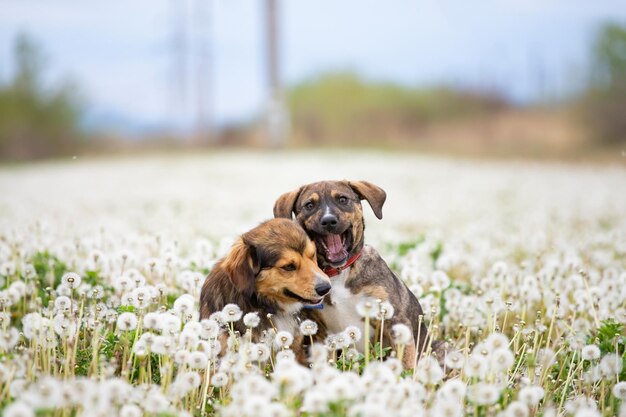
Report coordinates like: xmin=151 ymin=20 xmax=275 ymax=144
xmin=1 ymin=0 xmax=625 ymax=162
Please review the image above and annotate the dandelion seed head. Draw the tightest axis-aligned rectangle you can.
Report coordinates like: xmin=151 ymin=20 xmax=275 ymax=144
xmin=300 ymin=319 xmax=318 ymax=336
xmin=60 ymin=272 xmax=81 ymax=289
xmin=355 ymin=297 xmax=378 ymax=318
xmin=116 ymin=312 xmax=138 ymax=331
xmin=274 ymin=331 xmax=294 ymax=349
xmin=3 ymin=401 xmax=34 ymax=417
xmin=243 ymin=312 xmax=260 ymax=328
xmin=391 ymin=323 xmax=412 ymax=345
xmin=211 ymin=372 xmax=228 ymax=387
xmin=613 ymin=381 xmax=626 ymax=400
xmin=581 ymin=344 xmax=601 ymax=361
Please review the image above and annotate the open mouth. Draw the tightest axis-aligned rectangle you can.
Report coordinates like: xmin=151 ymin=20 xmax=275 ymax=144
xmin=283 ymin=289 xmax=324 ymax=306
xmin=312 ymin=228 xmax=352 ymax=265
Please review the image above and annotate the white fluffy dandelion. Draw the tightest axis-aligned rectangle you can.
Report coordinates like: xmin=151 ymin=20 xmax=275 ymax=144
xmin=300 ymin=319 xmax=318 ymax=336
xmin=222 ymin=304 xmax=242 ymax=322
xmin=243 ymin=312 xmax=260 ymax=328
xmin=355 ymin=297 xmax=378 ymax=318
xmin=600 ymin=353 xmax=623 ymax=378
xmin=613 ymin=381 xmax=626 ymax=400
xmin=173 ymin=294 xmax=195 ymax=315
xmin=490 ymin=348 xmax=515 ymax=373
xmin=60 ymin=272 xmax=81 ymax=289
xmin=377 ymin=301 xmax=395 ymax=320
xmin=518 ymin=386 xmax=545 ymax=406
xmin=391 ymin=323 xmax=412 ymax=345
xmin=187 ymin=351 xmax=208 ymax=369
xmin=3 ymin=402 xmax=34 ymax=417
xmin=505 ymin=401 xmax=529 ymax=417
xmin=53 ymin=296 xmax=72 ymax=312
xmin=444 ymin=350 xmax=465 ymax=370
xmin=212 ymin=372 xmax=229 ymax=387
xmin=116 ymin=312 xmax=138 ymax=331
xmin=581 ymin=344 xmax=601 ymax=361
xmin=344 ymin=325 xmax=362 ymax=343
xmin=274 ymin=331 xmax=294 ymax=349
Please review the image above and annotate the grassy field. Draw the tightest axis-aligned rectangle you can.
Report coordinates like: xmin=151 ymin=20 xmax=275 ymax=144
xmin=0 ymin=151 xmax=625 ymax=417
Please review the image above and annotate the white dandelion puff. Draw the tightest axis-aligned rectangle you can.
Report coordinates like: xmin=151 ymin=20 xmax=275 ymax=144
xmin=187 ymin=351 xmax=209 ymax=369
xmin=60 ymin=272 xmax=81 ymax=289
xmin=276 ymin=349 xmax=296 ymax=362
xmin=300 ymin=319 xmax=318 ymax=336
xmin=377 ymin=301 xmax=394 ymax=320
xmin=243 ymin=312 xmax=260 ymax=328
xmin=212 ymin=372 xmax=228 ymax=387
xmin=444 ymin=350 xmax=465 ymax=370
xmin=518 ymin=386 xmax=545 ymax=406
xmin=600 ymin=353 xmax=623 ymax=378
xmin=3 ymin=402 xmax=34 ymax=417
xmin=613 ymin=381 xmax=626 ymax=400
xmin=119 ymin=404 xmax=142 ymax=417
xmin=490 ymin=348 xmax=515 ymax=373
xmin=355 ymin=297 xmax=378 ymax=318
xmin=581 ymin=344 xmax=601 ymax=361
xmin=505 ymin=401 xmax=529 ymax=417
xmin=275 ymin=331 xmax=294 ymax=349
xmin=116 ymin=312 xmax=138 ymax=331
xmin=391 ymin=323 xmax=412 ymax=345
xmin=222 ymin=304 xmax=242 ymax=322
xmin=173 ymin=294 xmax=195 ymax=315
xmin=344 ymin=325 xmax=362 ymax=343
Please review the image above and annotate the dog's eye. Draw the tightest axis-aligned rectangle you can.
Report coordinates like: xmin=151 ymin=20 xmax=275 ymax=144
xmin=304 ymin=201 xmax=315 ymax=211
xmin=338 ymin=196 xmax=348 ymax=205
xmin=281 ymin=263 xmax=296 ymax=272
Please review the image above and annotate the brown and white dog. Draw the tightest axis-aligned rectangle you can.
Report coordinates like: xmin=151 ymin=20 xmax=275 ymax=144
xmin=274 ymin=180 xmax=435 ymax=369
xmin=199 ymin=218 xmax=330 ymax=361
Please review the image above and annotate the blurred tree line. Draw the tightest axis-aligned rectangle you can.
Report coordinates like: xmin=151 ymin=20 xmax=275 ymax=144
xmin=0 ymin=34 xmax=82 ymax=161
xmin=289 ymin=23 xmax=626 ymax=148
xmin=288 ymin=73 xmax=506 ymax=144
xmin=0 ymin=23 xmax=624 ymax=161
xmin=580 ymin=23 xmax=626 ymax=145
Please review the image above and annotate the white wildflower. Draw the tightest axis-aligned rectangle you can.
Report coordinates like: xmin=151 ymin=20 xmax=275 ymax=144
xmin=243 ymin=312 xmax=260 ymax=328
xmin=300 ymin=319 xmax=318 ymax=336
xmin=222 ymin=304 xmax=242 ymax=322
xmin=581 ymin=344 xmax=601 ymax=361
xmin=60 ymin=272 xmax=81 ymax=289
xmin=613 ymin=381 xmax=626 ymax=400
xmin=355 ymin=297 xmax=378 ymax=318
xmin=600 ymin=353 xmax=623 ymax=378
xmin=391 ymin=323 xmax=412 ymax=345
xmin=116 ymin=312 xmax=138 ymax=331
xmin=274 ymin=331 xmax=294 ymax=349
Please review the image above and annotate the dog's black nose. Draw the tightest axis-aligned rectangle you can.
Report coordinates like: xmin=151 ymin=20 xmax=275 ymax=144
xmin=320 ymin=213 xmax=338 ymax=228
xmin=315 ymin=282 xmax=331 ymax=296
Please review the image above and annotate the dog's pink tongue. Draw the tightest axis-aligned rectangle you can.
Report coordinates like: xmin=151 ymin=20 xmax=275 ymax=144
xmin=325 ymin=234 xmax=347 ymax=263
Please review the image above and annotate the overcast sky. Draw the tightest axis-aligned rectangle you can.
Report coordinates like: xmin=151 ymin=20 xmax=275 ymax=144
xmin=1 ymin=0 xmax=625 ymax=133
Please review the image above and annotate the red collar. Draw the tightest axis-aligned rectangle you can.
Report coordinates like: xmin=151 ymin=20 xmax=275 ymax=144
xmin=323 ymin=251 xmax=362 ymax=278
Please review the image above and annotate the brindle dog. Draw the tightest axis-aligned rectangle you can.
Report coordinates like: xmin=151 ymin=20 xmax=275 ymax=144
xmin=274 ymin=180 xmax=435 ymax=369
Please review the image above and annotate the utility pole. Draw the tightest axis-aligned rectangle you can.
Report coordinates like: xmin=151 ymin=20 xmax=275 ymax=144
xmin=264 ymin=0 xmax=288 ymax=147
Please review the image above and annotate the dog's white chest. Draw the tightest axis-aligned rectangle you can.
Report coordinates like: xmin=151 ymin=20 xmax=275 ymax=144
xmin=272 ymin=303 xmax=301 ymax=335
xmin=321 ymin=268 xmax=368 ymax=352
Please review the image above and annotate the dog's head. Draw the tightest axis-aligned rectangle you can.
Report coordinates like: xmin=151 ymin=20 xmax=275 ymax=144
xmin=273 ymin=180 xmax=386 ymax=267
xmin=222 ymin=218 xmax=331 ymax=309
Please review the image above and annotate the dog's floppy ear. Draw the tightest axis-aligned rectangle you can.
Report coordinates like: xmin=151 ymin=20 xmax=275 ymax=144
xmin=348 ymin=181 xmax=387 ymax=219
xmin=273 ymin=187 xmax=302 ymax=219
xmin=221 ymin=237 xmax=259 ymax=298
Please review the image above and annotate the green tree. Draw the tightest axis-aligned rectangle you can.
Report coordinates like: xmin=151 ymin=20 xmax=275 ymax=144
xmin=0 ymin=33 xmax=83 ymax=161
xmin=581 ymin=23 xmax=626 ymax=145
